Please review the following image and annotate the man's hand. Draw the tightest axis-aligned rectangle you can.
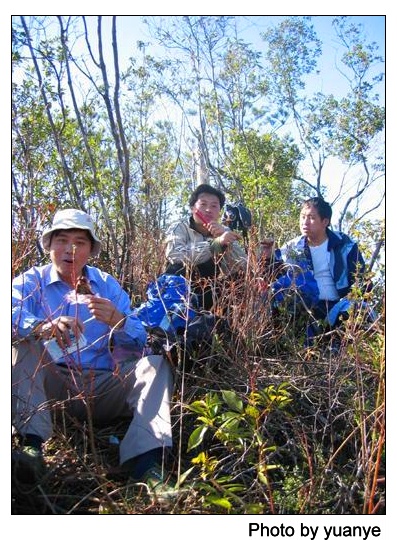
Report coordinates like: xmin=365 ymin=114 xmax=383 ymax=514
xmin=205 ymin=221 xmax=227 ymax=237
xmin=206 ymin=222 xmax=242 ymax=245
xmin=217 ymin=229 xmax=242 ymax=246
xmin=259 ymin=239 xmax=275 ymax=260
xmin=87 ymin=296 xmax=125 ymax=328
xmin=36 ymin=316 xmax=84 ymax=348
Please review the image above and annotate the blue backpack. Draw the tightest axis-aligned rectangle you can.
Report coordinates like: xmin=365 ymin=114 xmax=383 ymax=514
xmin=271 ymin=260 xmax=320 ymax=309
xmin=135 ymin=274 xmax=217 ymax=364
xmin=135 ymin=274 xmax=199 ymax=335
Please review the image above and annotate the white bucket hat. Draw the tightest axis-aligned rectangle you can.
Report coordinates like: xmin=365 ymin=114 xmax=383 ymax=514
xmin=41 ymin=209 xmax=101 ymax=257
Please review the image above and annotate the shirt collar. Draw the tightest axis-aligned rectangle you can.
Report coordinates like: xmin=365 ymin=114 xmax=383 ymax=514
xmin=45 ymin=264 xmax=96 ymax=287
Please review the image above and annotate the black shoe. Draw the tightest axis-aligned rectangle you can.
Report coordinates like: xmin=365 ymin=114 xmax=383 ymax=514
xmin=12 ymin=445 xmax=46 ymax=484
xmin=139 ymin=464 xmax=182 ymax=503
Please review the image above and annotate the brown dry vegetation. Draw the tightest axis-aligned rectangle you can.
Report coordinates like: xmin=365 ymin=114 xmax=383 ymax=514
xmin=11 ymin=222 xmax=385 ymax=515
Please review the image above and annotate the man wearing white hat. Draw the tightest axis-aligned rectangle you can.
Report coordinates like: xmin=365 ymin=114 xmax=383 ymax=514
xmin=12 ymin=208 xmax=177 ymax=501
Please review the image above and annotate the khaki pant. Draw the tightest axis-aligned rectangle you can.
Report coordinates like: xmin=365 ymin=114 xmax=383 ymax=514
xmin=12 ymin=340 xmax=173 ymax=464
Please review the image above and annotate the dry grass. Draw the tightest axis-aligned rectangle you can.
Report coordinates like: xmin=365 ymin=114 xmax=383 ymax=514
xmin=12 ymin=221 xmax=385 ymax=514
xmin=12 ymin=277 xmax=385 ymax=514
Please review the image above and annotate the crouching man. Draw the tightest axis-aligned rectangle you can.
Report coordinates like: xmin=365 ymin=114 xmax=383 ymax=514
xmin=273 ymin=197 xmax=374 ymax=347
xmin=12 ymin=208 xmax=178 ymax=501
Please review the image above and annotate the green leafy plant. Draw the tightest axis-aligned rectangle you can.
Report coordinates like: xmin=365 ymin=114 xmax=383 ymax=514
xmin=185 ymin=384 xmax=292 ymax=513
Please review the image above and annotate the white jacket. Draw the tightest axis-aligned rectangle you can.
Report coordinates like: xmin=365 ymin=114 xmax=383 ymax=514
xmin=165 ymin=219 xmax=247 ymax=276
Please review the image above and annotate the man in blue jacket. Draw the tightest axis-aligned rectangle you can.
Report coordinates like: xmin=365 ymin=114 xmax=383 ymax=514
xmin=12 ymin=209 xmax=177 ymax=501
xmin=275 ymin=197 xmax=371 ymax=339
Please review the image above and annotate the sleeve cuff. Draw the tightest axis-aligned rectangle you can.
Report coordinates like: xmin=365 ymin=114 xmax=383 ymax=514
xmin=210 ymin=238 xmax=226 ymax=255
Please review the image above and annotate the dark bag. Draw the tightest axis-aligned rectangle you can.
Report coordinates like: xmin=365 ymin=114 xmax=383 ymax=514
xmin=148 ymin=311 xmax=217 ymax=364
xmin=222 ymin=203 xmax=252 ymax=234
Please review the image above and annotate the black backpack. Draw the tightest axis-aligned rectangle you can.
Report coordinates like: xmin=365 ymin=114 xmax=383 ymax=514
xmin=222 ymin=203 xmax=252 ymax=246
xmin=147 ymin=311 xmax=217 ymax=369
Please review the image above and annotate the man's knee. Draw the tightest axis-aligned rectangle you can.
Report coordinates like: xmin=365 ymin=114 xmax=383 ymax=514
xmin=12 ymin=339 xmax=44 ymax=366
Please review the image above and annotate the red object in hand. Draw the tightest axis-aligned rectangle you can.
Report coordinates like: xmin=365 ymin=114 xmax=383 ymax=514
xmin=195 ymin=209 xmax=210 ymax=225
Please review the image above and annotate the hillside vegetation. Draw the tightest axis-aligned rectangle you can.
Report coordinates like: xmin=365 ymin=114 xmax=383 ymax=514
xmin=12 ymin=231 xmax=385 ymax=515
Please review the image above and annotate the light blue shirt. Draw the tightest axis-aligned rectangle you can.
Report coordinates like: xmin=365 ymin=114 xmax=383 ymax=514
xmin=12 ymin=264 xmax=147 ymax=370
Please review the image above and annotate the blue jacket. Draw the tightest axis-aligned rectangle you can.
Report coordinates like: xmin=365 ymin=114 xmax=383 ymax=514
xmin=280 ymin=229 xmax=366 ymax=300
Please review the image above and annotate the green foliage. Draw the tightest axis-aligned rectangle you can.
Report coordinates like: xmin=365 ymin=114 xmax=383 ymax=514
xmin=12 ymin=15 xmax=384 ymax=275
xmin=264 ymin=16 xmax=322 ymax=102
xmin=261 ymin=16 xmax=384 ymax=220
xmin=225 ymin=130 xmax=303 ymax=240
xmin=184 ymin=385 xmax=292 ymax=512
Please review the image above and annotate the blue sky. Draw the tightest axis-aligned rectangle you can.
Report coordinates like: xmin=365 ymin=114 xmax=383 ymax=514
xmin=88 ymin=15 xmax=385 ymax=122
xmin=95 ymin=15 xmax=385 ymax=86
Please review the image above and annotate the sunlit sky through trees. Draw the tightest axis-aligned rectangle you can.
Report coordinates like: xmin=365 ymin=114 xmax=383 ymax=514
xmin=81 ymin=15 xmax=385 ymax=222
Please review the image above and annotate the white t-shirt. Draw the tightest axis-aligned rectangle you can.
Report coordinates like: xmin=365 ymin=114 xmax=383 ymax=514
xmin=309 ymin=240 xmax=339 ymax=301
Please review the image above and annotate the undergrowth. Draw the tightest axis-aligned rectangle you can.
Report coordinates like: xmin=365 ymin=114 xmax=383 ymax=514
xmin=11 ymin=221 xmax=385 ymax=515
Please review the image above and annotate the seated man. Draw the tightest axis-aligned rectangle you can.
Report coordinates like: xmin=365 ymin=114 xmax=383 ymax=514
xmin=164 ymin=184 xmax=247 ymax=310
xmin=12 ymin=208 xmax=176 ymax=501
xmin=272 ymin=197 xmax=373 ymax=344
